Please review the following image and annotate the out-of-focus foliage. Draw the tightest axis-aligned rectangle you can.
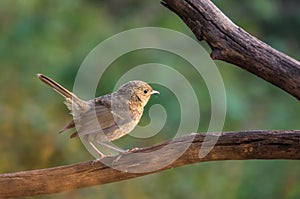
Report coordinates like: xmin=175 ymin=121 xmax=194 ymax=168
xmin=0 ymin=0 xmax=300 ymax=198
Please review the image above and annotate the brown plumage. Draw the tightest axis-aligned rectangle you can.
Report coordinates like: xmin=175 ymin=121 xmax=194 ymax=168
xmin=37 ymin=74 xmax=159 ymax=158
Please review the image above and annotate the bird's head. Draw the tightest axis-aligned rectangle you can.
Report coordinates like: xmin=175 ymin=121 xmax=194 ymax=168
xmin=117 ymin=80 xmax=159 ymax=107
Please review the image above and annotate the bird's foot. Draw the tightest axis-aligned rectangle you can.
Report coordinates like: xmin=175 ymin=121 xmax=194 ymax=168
xmin=90 ymin=154 xmax=105 ymax=165
xmin=111 ymin=148 xmax=140 ymax=165
xmin=112 ymin=152 xmax=124 ymax=166
xmin=91 ymin=158 xmax=101 ymax=165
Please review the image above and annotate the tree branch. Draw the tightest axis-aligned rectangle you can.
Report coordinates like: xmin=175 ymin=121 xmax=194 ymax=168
xmin=162 ymin=0 xmax=300 ymax=100
xmin=1 ymin=130 xmax=300 ymax=198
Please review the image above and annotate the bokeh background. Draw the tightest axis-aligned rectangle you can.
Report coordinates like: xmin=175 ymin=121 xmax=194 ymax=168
xmin=1 ymin=0 xmax=300 ymax=198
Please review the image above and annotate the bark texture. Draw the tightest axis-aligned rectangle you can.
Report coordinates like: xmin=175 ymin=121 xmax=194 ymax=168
xmin=1 ymin=130 xmax=300 ymax=198
xmin=162 ymin=0 xmax=300 ymax=100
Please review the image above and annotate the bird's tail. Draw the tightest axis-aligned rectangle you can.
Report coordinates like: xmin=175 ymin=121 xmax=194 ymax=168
xmin=37 ymin=74 xmax=87 ymax=110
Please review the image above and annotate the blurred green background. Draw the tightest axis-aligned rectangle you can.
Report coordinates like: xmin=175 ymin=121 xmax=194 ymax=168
xmin=1 ymin=0 xmax=300 ymax=198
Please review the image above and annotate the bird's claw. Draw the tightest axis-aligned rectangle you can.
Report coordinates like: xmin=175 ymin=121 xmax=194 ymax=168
xmin=91 ymin=158 xmax=102 ymax=165
xmin=112 ymin=153 xmax=124 ymax=165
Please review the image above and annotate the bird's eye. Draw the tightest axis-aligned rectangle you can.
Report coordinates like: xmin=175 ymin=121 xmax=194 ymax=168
xmin=144 ymin=89 xmax=148 ymax=94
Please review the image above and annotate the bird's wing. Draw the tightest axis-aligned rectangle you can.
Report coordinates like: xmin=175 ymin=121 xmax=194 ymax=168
xmin=75 ymin=100 xmax=120 ymax=140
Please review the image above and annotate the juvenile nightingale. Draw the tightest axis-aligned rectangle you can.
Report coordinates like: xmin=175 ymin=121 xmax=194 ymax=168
xmin=37 ymin=74 xmax=159 ymax=159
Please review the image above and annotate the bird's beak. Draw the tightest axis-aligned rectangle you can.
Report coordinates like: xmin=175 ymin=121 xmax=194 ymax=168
xmin=151 ymin=90 xmax=160 ymax=95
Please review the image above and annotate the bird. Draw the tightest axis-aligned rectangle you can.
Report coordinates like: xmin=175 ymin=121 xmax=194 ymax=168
xmin=37 ymin=74 xmax=159 ymax=159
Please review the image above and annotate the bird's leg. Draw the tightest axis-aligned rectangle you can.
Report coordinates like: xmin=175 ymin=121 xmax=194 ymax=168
xmin=95 ymin=142 xmax=128 ymax=166
xmin=97 ymin=141 xmax=126 ymax=153
xmin=83 ymin=134 xmax=105 ymax=163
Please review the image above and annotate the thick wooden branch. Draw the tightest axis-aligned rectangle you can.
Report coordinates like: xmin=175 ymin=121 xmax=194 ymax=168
xmin=162 ymin=0 xmax=300 ymax=100
xmin=1 ymin=130 xmax=300 ymax=198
